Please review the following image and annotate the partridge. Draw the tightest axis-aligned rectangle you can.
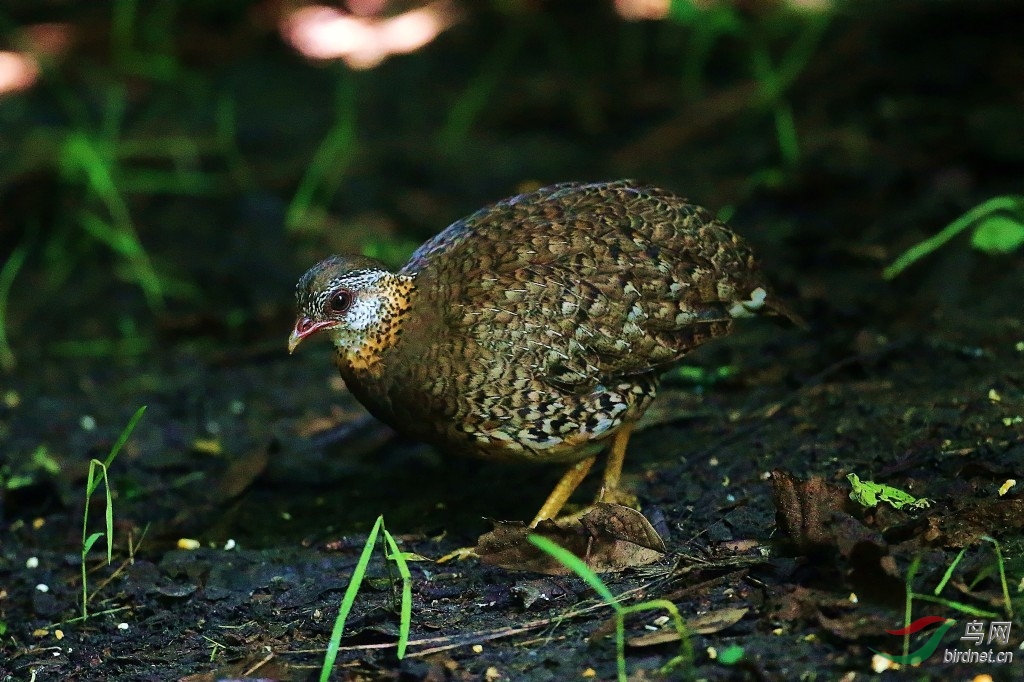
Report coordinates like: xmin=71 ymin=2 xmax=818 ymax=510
xmin=289 ymin=180 xmax=788 ymax=526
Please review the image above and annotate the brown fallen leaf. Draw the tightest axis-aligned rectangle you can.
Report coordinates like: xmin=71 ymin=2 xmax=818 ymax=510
xmin=217 ymin=448 xmax=270 ymax=499
xmin=770 ymin=469 xmax=862 ymax=551
xmin=477 ymin=503 xmax=666 ymax=574
xmin=578 ymin=501 xmax=668 ymax=553
xmin=627 ymin=607 xmax=749 ymax=647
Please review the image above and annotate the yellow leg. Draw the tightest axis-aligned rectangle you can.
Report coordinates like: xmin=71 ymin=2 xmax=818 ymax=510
xmin=602 ymin=423 xmax=632 ymax=493
xmin=530 ymin=456 xmax=596 ymax=527
xmin=597 ymin=423 xmax=638 ymax=508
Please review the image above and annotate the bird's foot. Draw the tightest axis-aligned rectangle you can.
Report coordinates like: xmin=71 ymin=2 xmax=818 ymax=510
xmin=596 ymin=486 xmax=639 ymax=510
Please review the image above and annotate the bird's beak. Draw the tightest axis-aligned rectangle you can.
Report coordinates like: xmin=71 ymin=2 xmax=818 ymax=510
xmin=288 ymin=316 xmax=332 ymax=354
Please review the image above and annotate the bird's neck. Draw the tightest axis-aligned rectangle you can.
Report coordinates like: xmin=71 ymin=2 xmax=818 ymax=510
xmin=332 ymin=272 xmax=416 ymax=378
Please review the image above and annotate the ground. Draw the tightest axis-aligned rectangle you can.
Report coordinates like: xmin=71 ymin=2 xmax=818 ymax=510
xmin=1 ymin=2 xmax=1023 ymax=681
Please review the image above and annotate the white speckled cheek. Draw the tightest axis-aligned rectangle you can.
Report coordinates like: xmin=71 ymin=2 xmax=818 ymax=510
xmin=347 ymin=294 xmax=383 ymax=331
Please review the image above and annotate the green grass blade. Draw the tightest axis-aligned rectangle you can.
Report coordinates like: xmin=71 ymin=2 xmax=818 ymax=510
xmin=933 ymin=547 xmax=967 ymax=596
xmin=773 ymin=100 xmax=800 ymax=168
xmin=0 ymin=242 xmax=28 ymax=372
xmin=102 ymin=464 xmax=113 ymax=562
xmin=774 ymin=13 xmax=830 ymax=92
xmin=84 ymin=462 xmax=99 ymax=539
xmin=528 ymin=535 xmax=620 ymax=609
xmin=902 ymin=555 xmax=920 ymax=659
xmin=616 ymin=615 xmax=626 ymax=682
xmin=101 ymin=405 xmax=147 ymax=472
xmin=287 ymin=71 xmax=358 ymax=232
xmin=320 ymin=515 xmax=383 ymax=682
xmin=383 ymin=528 xmax=412 ymax=659
xmin=883 ymin=196 xmax=1024 ymax=279
xmin=910 ymin=593 xmax=999 ymax=619
xmin=63 ymin=132 xmax=166 ymax=311
xmin=82 ymin=460 xmax=103 ymax=618
xmin=215 ymin=95 xmax=256 ymax=191
xmin=981 ymin=536 xmax=1013 ymax=618
xmin=439 ymin=23 xmax=525 ymax=148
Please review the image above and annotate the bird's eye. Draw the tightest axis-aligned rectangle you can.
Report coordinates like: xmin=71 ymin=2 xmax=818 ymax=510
xmin=328 ymin=290 xmax=352 ymax=313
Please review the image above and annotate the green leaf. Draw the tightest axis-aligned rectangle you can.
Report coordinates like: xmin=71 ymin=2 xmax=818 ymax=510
xmin=321 ymin=515 xmax=383 ymax=682
xmin=83 ymin=532 xmax=106 ymax=555
xmin=847 ymin=473 xmax=932 ymax=510
xmin=718 ymin=643 xmax=745 ymax=665
xmin=970 ymin=214 xmax=1024 ymax=254
xmin=103 ymin=406 xmax=147 ymax=469
xmin=383 ymin=529 xmax=412 ymax=659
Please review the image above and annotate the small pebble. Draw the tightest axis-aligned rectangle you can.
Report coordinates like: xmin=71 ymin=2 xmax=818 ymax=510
xmin=472 ymin=644 xmax=483 ymax=653
xmin=871 ymin=654 xmax=898 ymax=673
xmin=25 ymin=556 xmax=39 ymax=569
xmin=223 ymin=539 xmax=237 ymax=551
xmin=118 ymin=623 xmax=129 ymax=631
xmin=36 ymin=584 xmax=49 ymax=593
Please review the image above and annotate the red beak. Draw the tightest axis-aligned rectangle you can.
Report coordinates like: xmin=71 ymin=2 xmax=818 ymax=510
xmin=288 ymin=316 xmax=333 ymax=354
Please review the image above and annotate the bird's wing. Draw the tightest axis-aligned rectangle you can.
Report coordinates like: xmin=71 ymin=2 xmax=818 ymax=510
xmin=404 ymin=181 xmax=772 ymax=391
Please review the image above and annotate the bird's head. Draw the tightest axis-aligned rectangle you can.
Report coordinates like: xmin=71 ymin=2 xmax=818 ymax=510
xmin=288 ymin=255 xmax=414 ymax=370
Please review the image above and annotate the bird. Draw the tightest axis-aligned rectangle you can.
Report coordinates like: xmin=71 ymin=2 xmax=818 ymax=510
xmin=288 ymin=180 xmax=791 ymax=527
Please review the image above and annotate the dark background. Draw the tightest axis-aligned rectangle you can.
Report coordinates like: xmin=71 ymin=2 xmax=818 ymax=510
xmin=1 ymin=1 xmax=1022 ymax=680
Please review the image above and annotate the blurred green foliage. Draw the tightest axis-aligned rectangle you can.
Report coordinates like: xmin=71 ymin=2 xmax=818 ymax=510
xmin=884 ymin=196 xmax=1024 ymax=279
xmin=668 ymin=0 xmax=830 ymax=169
xmin=0 ymin=0 xmax=834 ymax=366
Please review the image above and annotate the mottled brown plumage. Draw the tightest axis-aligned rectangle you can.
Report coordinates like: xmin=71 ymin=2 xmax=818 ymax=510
xmin=289 ymin=180 xmax=785 ymax=525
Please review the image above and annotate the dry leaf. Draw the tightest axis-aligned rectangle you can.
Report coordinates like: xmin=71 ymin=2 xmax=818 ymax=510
xmin=477 ymin=504 xmax=666 ymax=574
xmin=628 ymin=607 xmax=749 ymax=647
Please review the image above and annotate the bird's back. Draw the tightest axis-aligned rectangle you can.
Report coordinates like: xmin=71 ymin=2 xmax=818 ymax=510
xmin=402 ymin=180 xmax=771 ymax=384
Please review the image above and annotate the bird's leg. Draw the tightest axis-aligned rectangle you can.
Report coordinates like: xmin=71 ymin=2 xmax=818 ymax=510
xmin=597 ymin=423 xmax=638 ymax=508
xmin=530 ymin=456 xmax=596 ymax=527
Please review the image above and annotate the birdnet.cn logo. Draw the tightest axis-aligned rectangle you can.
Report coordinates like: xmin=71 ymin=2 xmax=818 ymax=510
xmin=871 ymin=616 xmax=1015 ymax=665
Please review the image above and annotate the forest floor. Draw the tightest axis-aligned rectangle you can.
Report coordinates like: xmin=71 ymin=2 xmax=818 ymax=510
xmin=1 ymin=2 xmax=1023 ymax=681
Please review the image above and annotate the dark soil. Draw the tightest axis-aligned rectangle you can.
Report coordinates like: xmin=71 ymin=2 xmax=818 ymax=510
xmin=1 ymin=2 xmax=1023 ymax=680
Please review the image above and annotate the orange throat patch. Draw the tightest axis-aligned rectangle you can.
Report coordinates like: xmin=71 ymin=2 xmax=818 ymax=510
xmin=334 ymin=274 xmax=415 ymax=377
